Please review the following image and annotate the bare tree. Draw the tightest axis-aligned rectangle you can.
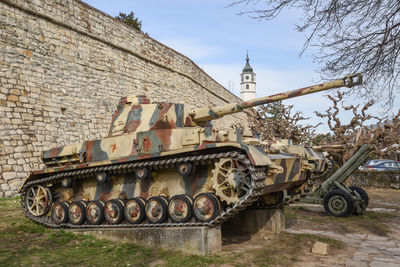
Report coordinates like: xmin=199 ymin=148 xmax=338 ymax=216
xmin=230 ymin=1 xmax=400 ymax=106
xmin=315 ymin=91 xmax=400 ymax=161
xmin=248 ymin=101 xmax=318 ymax=144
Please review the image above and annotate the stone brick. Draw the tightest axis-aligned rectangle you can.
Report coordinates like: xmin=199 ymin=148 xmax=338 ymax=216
xmin=311 ymin=241 xmax=330 ymax=255
xmin=10 ymin=89 xmax=20 ymax=95
xmin=8 ymin=159 xmax=16 ymax=164
xmin=3 ymin=172 xmax=16 ymax=180
xmin=7 ymin=95 xmax=19 ymax=102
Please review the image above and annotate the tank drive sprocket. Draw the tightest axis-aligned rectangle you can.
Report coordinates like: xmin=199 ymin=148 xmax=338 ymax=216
xmin=211 ymin=158 xmax=252 ymax=205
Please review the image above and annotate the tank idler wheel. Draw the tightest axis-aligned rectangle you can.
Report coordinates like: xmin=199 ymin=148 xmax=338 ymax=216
xmin=51 ymin=202 xmax=70 ymax=224
xmin=145 ymin=196 xmax=168 ymax=223
xmin=96 ymin=172 xmax=108 ymax=184
xmin=68 ymin=201 xmax=87 ymax=225
xmin=124 ymin=198 xmax=146 ymax=224
xmin=25 ymin=185 xmax=53 ymax=217
xmin=104 ymin=199 xmax=125 ymax=225
xmin=135 ymin=167 xmax=150 ymax=180
xmin=86 ymin=200 xmax=105 ymax=225
xmin=178 ymin=162 xmax=194 ymax=177
xmin=61 ymin=177 xmax=73 ymax=188
xmin=323 ymin=189 xmax=355 ymax=217
xmin=349 ymin=186 xmax=369 ymax=207
xmin=193 ymin=193 xmax=220 ymax=223
xmin=168 ymin=195 xmax=192 ymax=223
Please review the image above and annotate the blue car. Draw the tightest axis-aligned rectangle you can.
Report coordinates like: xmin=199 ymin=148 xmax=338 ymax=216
xmin=360 ymin=159 xmax=400 ymax=171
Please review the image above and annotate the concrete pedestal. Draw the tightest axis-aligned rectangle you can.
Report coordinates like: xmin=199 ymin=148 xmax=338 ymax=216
xmin=69 ymin=226 xmax=221 ymax=255
xmin=222 ymin=208 xmax=285 ymax=235
xmin=67 ymin=208 xmax=284 ymax=255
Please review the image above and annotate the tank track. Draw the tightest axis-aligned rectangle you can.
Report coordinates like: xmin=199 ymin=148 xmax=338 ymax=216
xmin=20 ymin=151 xmax=267 ymax=229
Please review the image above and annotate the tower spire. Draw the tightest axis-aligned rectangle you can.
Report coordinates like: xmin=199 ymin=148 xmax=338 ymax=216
xmin=240 ymin=51 xmax=256 ymax=101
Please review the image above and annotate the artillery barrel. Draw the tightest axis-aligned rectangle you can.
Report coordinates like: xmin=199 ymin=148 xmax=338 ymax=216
xmin=311 ymin=144 xmax=347 ymax=150
xmin=317 ymin=144 xmax=370 ymax=194
xmin=189 ymin=74 xmax=362 ymax=122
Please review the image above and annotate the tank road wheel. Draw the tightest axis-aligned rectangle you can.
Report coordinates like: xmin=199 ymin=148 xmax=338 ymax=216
xmin=177 ymin=162 xmax=194 ymax=177
xmin=86 ymin=200 xmax=105 ymax=225
xmin=135 ymin=167 xmax=150 ymax=180
xmin=145 ymin=196 xmax=168 ymax=223
xmin=51 ymin=202 xmax=70 ymax=224
xmin=168 ymin=195 xmax=192 ymax=223
xmin=349 ymin=186 xmax=369 ymax=207
xmin=193 ymin=193 xmax=220 ymax=223
xmin=211 ymin=158 xmax=251 ymax=204
xmin=95 ymin=172 xmax=108 ymax=184
xmin=25 ymin=185 xmax=53 ymax=217
xmin=68 ymin=201 xmax=87 ymax=225
xmin=124 ymin=198 xmax=146 ymax=224
xmin=323 ymin=189 xmax=355 ymax=217
xmin=104 ymin=199 xmax=124 ymax=224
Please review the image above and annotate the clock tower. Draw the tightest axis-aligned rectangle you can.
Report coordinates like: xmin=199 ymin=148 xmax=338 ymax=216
xmin=240 ymin=52 xmax=256 ymax=101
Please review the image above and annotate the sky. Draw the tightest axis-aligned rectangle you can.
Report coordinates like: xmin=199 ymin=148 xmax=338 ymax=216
xmin=84 ymin=0 xmax=399 ymax=133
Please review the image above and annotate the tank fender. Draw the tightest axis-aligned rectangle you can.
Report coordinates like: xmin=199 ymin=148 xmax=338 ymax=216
xmin=241 ymin=145 xmax=273 ymax=166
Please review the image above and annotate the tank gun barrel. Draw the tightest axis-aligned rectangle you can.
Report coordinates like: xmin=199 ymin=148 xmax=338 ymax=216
xmin=189 ymin=74 xmax=362 ymax=122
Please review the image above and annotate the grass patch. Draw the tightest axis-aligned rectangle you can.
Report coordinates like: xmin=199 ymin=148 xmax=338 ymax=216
xmin=0 ymin=198 xmax=244 ymax=267
xmin=0 ymin=197 xmax=355 ymax=267
xmin=284 ymin=210 xmax=298 ymax=220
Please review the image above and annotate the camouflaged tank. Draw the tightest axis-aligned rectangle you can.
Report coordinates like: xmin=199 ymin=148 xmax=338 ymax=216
xmin=19 ymin=74 xmax=362 ymax=228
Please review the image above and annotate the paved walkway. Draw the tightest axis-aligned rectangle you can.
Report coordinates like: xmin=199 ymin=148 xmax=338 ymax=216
xmin=286 ymin=228 xmax=400 ymax=267
xmin=287 ymin=201 xmax=400 ymax=267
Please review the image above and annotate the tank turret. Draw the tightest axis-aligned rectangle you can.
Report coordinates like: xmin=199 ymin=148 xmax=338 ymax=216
xmin=20 ymin=74 xmax=362 ymax=230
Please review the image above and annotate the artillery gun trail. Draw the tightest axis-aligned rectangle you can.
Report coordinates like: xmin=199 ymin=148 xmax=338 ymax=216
xmin=20 ymin=74 xmax=362 ymax=228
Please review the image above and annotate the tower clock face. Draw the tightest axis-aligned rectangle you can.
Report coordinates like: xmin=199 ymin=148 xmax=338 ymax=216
xmin=245 ymin=75 xmax=249 ymax=80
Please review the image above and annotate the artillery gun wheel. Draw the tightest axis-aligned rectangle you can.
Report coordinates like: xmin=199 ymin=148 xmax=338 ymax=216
xmin=211 ymin=158 xmax=251 ymax=204
xmin=323 ymin=189 xmax=354 ymax=217
xmin=86 ymin=200 xmax=105 ymax=225
xmin=349 ymin=186 xmax=369 ymax=207
xmin=168 ymin=195 xmax=192 ymax=223
xmin=51 ymin=202 xmax=70 ymax=224
xmin=124 ymin=198 xmax=146 ymax=224
xmin=177 ymin=162 xmax=194 ymax=177
xmin=25 ymin=185 xmax=53 ymax=217
xmin=68 ymin=201 xmax=87 ymax=225
xmin=145 ymin=196 xmax=168 ymax=223
xmin=193 ymin=193 xmax=220 ymax=222
xmin=104 ymin=199 xmax=124 ymax=224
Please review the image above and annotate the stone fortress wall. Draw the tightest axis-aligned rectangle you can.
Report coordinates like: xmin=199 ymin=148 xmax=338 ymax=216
xmin=0 ymin=0 xmax=246 ymax=197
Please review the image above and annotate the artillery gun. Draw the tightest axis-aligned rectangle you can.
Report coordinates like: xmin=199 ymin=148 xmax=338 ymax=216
xmin=20 ymin=74 xmax=362 ymax=228
xmin=301 ymin=144 xmax=370 ymax=217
